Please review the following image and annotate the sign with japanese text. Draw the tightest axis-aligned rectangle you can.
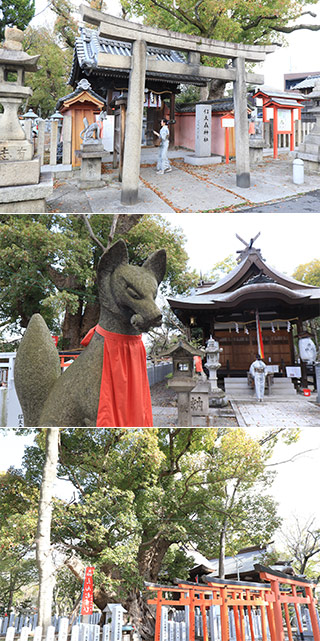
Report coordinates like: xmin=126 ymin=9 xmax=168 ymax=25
xmin=81 ymin=567 xmax=95 ymax=615
xmin=195 ymin=104 xmax=212 ymax=157
xmin=278 ymin=109 xmax=291 ymax=133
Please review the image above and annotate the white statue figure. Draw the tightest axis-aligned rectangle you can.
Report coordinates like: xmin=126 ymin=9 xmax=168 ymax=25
xmin=299 ymin=337 xmax=317 ymax=364
xmin=80 ymin=117 xmax=100 ymax=143
xmin=249 ymin=354 xmax=267 ymax=402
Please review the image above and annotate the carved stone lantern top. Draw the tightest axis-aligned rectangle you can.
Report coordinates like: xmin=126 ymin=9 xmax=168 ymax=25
xmin=160 ymin=339 xmax=204 ymax=392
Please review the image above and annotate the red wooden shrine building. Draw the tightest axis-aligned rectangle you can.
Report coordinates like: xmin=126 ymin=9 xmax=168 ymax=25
xmin=167 ymin=235 xmax=320 ymax=378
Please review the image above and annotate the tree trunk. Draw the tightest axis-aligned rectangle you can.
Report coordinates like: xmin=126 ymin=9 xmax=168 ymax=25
xmin=36 ymin=428 xmax=59 ymax=634
xmin=62 ymin=304 xmax=83 ymax=349
xmin=137 ymin=536 xmax=171 ymax=582
xmin=200 ymin=85 xmax=209 ymax=101
xmin=218 ymin=524 xmax=227 ymax=579
xmin=125 ymin=589 xmax=156 ymax=641
xmin=208 ymin=79 xmax=227 ymax=100
xmin=80 ymin=301 xmax=100 ymax=340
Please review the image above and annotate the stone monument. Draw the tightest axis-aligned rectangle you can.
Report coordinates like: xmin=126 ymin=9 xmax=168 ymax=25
xmin=0 ymin=26 xmax=53 ymax=212
xmin=205 ymin=335 xmax=227 ymax=407
xmin=14 ymin=239 xmax=166 ymax=427
xmin=297 ymin=80 xmax=320 ymax=173
xmin=184 ymin=104 xmax=222 ymax=166
xmin=77 ymin=116 xmax=105 ymax=189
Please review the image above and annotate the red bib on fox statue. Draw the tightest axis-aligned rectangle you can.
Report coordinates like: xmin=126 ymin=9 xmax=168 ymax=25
xmin=81 ymin=324 xmax=153 ymax=427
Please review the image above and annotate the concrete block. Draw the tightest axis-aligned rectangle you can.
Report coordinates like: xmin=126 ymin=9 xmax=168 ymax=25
xmin=0 ymin=156 xmax=40 ymax=187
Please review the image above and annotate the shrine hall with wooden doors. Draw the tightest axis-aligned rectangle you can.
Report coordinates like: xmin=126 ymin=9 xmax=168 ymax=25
xmin=167 ymin=234 xmax=320 ymax=385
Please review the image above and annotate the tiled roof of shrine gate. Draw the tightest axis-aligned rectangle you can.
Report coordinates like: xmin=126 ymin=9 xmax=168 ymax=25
xmin=68 ymin=27 xmax=206 ymax=87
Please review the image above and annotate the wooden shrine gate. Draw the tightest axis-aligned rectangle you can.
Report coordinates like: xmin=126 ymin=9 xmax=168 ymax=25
xmin=146 ymin=566 xmax=320 ymax=641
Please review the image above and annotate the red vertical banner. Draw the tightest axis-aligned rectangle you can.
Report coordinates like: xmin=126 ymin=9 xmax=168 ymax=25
xmin=256 ymin=310 xmax=265 ymax=359
xmin=81 ymin=567 xmax=95 ymax=615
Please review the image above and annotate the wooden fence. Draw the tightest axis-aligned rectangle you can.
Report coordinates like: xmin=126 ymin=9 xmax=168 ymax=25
xmin=263 ymin=120 xmax=315 ymax=151
xmin=23 ymin=116 xmax=72 ymax=167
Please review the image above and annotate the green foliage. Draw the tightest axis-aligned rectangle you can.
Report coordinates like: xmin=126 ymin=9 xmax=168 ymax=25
xmin=292 ymin=259 xmax=320 ymax=287
xmin=0 ymin=469 xmax=39 ymax=613
xmin=0 ymin=214 xmax=92 ymax=335
xmin=51 ymin=0 xmax=79 ymax=49
xmin=292 ymin=260 xmax=320 ymax=346
xmin=0 ymin=215 xmax=198 ymax=345
xmin=18 ymin=428 xmax=283 ymax=604
xmin=204 ymin=254 xmax=237 ymax=282
xmin=176 ymin=85 xmax=201 ymax=106
xmin=23 ymin=27 xmax=73 ymax=118
xmin=120 ymin=0 xmax=320 ymax=45
xmin=0 ymin=0 xmax=35 ymax=41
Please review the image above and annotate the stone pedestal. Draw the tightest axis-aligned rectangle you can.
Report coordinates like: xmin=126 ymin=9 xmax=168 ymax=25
xmin=0 ymin=171 xmax=53 ymax=212
xmin=190 ymin=380 xmax=210 ymax=425
xmin=297 ymin=80 xmax=320 ymax=172
xmin=0 ymin=26 xmax=53 ymax=212
xmin=78 ymin=141 xmax=105 ymax=189
xmin=168 ymin=378 xmax=197 ymax=426
xmin=249 ymin=138 xmax=264 ymax=164
xmin=183 ymin=153 xmax=222 ymax=166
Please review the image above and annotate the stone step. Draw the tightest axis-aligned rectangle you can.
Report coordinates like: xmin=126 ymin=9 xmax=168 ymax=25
xmin=225 ymin=377 xmax=297 ymax=399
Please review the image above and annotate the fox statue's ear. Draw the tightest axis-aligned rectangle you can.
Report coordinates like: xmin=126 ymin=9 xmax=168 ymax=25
xmin=98 ymin=239 xmax=129 ymax=280
xmin=143 ymin=249 xmax=167 ymax=285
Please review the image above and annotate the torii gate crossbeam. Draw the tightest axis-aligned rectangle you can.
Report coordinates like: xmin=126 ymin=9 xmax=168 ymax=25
xmin=81 ymin=5 xmax=276 ymax=205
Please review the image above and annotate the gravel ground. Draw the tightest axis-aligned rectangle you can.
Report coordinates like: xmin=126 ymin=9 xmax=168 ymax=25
xmin=150 ymin=380 xmax=177 ymax=407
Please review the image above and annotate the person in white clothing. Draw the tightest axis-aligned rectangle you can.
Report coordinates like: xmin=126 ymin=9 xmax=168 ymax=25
xmin=249 ymin=354 xmax=267 ymax=401
xmin=153 ymin=119 xmax=172 ymax=174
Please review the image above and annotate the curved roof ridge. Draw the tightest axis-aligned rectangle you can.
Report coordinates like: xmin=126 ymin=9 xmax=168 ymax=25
xmin=194 ymin=251 xmax=317 ymax=295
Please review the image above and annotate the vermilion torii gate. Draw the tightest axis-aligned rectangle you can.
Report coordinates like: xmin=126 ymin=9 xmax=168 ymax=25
xmin=80 ymin=5 xmax=276 ymax=205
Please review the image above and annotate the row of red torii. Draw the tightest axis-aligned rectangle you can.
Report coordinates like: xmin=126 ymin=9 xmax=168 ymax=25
xmin=80 ymin=5 xmax=276 ymax=205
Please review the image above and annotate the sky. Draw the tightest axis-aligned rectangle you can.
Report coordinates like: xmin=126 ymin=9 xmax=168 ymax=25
xmin=160 ymin=212 xmax=320 ymax=278
xmin=1 ymin=428 xmax=320 ymax=553
xmin=30 ymin=0 xmax=320 ymax=90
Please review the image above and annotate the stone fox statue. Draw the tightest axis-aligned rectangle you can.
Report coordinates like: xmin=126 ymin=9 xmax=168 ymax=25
xmin=14 ymin=239 xmax=166 ymax=427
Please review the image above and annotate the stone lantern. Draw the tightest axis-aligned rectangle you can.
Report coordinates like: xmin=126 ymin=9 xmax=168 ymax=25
xmin=297 ymin=80 xmax=320 ymax=173
xmin=0 ymin=26 xmax=53 ymax=211
xmin=205 ymin=335 xmax=227 ymax=406
xmin=160 ymin=340 xmax=204 ymax=426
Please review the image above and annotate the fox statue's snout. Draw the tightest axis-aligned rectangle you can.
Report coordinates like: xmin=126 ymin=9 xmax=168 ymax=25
xmin=99 ymin=241 xmax=166 ymax=335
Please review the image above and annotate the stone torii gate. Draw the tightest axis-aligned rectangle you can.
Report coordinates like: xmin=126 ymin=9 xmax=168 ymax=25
xmin=80 ymin=5 xmax=275 ymax=205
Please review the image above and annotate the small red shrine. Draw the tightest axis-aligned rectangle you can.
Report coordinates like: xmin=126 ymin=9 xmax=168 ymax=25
xmin=253 ymin=87 xmax=306 ymax=158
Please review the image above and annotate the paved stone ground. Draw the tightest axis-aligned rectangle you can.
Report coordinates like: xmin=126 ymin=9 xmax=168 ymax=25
xmin=240 ymin=189 xmax=320 ymax=212
xmin=232 ymin=397 xmax=320 ymax=427
xmin=151 ymin=382 xmax=320 ymax=426
xmin=46 ymin=151 xmax=320 ymax=213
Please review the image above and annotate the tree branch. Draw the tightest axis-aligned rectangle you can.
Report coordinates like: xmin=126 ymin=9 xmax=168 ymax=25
xmin=272 ymin=23 xmax=320 ymax=33
xmin=80 ymin=214 xmax=106 ymax=253
xmin=107 ymin=215 xmax=119 ymax=249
